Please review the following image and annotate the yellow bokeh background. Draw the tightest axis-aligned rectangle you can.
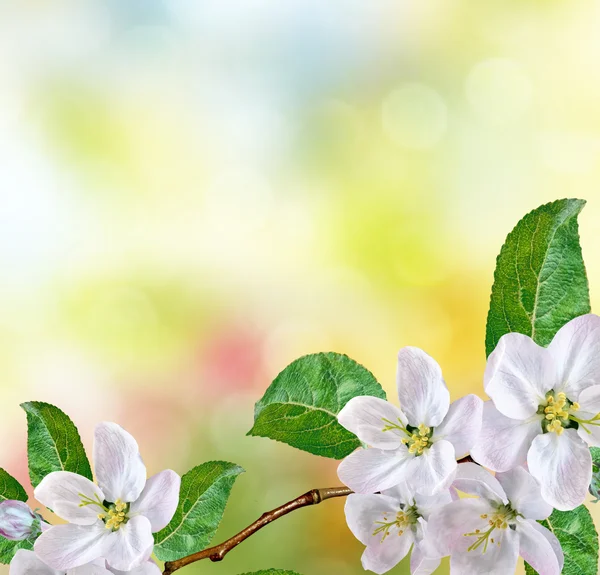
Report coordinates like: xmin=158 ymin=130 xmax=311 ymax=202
xmin=1 ymin=1 xmax=600 ymax=573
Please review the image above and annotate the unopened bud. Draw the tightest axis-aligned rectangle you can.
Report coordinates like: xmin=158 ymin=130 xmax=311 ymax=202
xmin=0 ymin=501 xmax=38 ymax=541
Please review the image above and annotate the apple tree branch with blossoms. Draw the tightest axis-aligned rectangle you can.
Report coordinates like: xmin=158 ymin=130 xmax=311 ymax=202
xmin=1 ymin=198 xmax=599 ymax=575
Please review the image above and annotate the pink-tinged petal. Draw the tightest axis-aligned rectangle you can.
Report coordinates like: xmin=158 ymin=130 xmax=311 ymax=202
xmin=449 ymin=526 xmax=519 ymax=575
xmin=35 ymin=472 xmax=105 ymax=526
xmin=129 ymin=470 xmax=180 ymax=532
xmin=577 ymin=385 xmax=600 ymax=414
xmin=432 ymin=395 xmax=483 ymax=458
xmin=413 ymin=489 xmax=454 ymax=521
xmin=338 ymin=396 xmax=408 ymax=450
xmin=548 ymin=314 xmax=600 ymax=399
xmin=71 ymin=559 xmax=113 ymax=575
xmin=107 ymin=559 xmax=161 ymax=575
xmin=0 ymin=500 xmax=37 ymax=540
xmin=396 ymin=347 xmax=450 ymax=427
xmin=410 ymin=543 xmax=440 ymax=575
xmin=104 ymin=515 xmax=153 ymax=572
xmin=451 ymin=462 xmax=507 ymax=504
xmin=496 ymin=467 xmax=551 ymax=520
xmin=34 ymin=523 xmax=108 ymax=571
xmin=470 ymin=401 xmax=541 ymax=472
xmin=94 ymin=423 xmax=146 ymax=503
xmin=362 ymin=530 xmax=415 ymax=574
xmin=9 ymin=549 xmax=60 ymax=575
xmin=405 ymin=440 xmax=457 ymax=496
xmin=518 ymin=518 xmax=563 ymax=575
xmin=337 ymin=447 xmax=411 ymax=494
xmin=426 ymin=498 xmax=493 ymax=557
xmin=528 ymin=428 xmax=592 ymax=511
xmin=523 ymin=520 xmax=564 ymax=571
xmin=485 ymin=333 xmax=554 ymax=419
xmin=345 ymin=494 xmax=401 ymax=546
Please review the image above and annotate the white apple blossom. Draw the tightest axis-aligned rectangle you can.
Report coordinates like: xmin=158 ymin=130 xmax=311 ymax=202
xmin=0 ymin=501 xmax=42 ymax=541
xmin=471 ymin=314 xmax=600 ymax=510
xmin=345 ymin=482 xmax=455 ymax=575
xmin=337 ymin=347 xmax=483 ymax=495
xmin=33 ymin=423 xmax=181 ymax=572
xmin=428 ymin=464 xmax=563 ymax=575
xmin=9 ymin=550 xmax=161 ymax=575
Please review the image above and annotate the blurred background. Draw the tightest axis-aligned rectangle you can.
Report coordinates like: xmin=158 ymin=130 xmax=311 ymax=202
xmin=1 ymin=0 xmax=600 ymax=573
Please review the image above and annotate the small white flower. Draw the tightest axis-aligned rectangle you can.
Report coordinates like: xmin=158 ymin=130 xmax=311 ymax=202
xmin=344 ymin=482 xmax=454 ymax=575
xmin=9 ymin=549 xmax=161 ymax=575
xmin=428 ymin=464 xmax=563 ymax=575
xmin=33 ymin=422 xmax=181 ymax=572
xmin=471 ymin=314 xmax=600 ymax=510
xmin=337 ymin=347 xmax=483 ymax=495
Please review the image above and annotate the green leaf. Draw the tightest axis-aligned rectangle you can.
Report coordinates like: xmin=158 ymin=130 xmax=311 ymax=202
xmin=485 ymin=198 xmax=590 ymax=357
xmin=0 ymin=469 xmax=27 ymax=502
xmin=248 ymin=352 xmax=386 ymax=459
xmin=153 ymin=461 xmax=244 ymax=562
xmin=238 ymin=571 xmax=302 ymax=575
xmin=21 ymin=401 xmax=93 ymax=488
xmin=589 ymin=447 xmax=600 ymax=502
xmin=524 ymin=505 xmax=598 ymax=575
xmin=0 ymin=535 xmax=34 ymax=564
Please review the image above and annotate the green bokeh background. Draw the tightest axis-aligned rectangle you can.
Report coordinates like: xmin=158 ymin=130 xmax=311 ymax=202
xmin=1 ymin=1 xmax=600 ymax=574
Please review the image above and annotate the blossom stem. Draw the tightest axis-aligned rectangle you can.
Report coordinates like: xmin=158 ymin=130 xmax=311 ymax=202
xmin=161 ymin=486 xmax=352 ymax=575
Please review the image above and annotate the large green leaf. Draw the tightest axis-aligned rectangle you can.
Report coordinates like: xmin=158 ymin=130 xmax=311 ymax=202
xmin=154 ymin=461 xmax=244 ymax=561
xmin=525 ymin=506 xmax=598 ymax=575
xmin=0 ymin=468 xmax=27 ymax=502
xmin=21 ymin=401 xmax=93 ymax=488
xmin=238 ymin=571 xmax=302 ymax=575
xmin=248 ymin=352 xmax=386 ymax=459
xmin=485 ymin=198 xmax=590 ymax=356
xmin=0 ymin=535 xmax=34 ymax=564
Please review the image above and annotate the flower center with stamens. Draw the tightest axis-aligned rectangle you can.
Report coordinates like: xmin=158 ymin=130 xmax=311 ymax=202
xmin=381 ymin=418 xmax=433 ymax=456
xmin=463 ymin=504 xmax=518 ymax=554
xmin=78 ymin=493 xmax=130 ymax=531
xmin=538 ymin=392 xmax=579 ymax=435
xmin=372 ymin=506 xmax=419 ymax=542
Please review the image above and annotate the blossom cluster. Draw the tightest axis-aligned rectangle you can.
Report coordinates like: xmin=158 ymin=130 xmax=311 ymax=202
xmin=337 ymin=314 xmax=600 ymax=575
xmin=5 ymin=423 xmax=181 ymax=575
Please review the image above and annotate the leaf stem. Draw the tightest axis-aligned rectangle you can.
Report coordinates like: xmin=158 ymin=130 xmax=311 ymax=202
xmin=161 ymin=486 xmax=352 ymax=575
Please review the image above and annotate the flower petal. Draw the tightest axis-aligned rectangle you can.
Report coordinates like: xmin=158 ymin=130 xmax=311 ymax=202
xmin=410 ymin=543 xmax=440 ymax=575
xmin=432 ymin=395 xmax=483 ymax=458
xmin=449 ymin=526 xmax=519 ymax=575
xmin=337 ymin=447 xmax=411 ymax=494
xmin=104 ymin=515 xmax=154 ymax=572
xmin=495 ymin=467 xmax=551 ymax=520
xmin=405 ymin=440 xmax=457 ymax=496
xmin=548 ymin=314 xmax=600 ymax=399
xmin=9 ymin=549 xmax=60 ymax=575
xmin=470 ymin=401 xmax=541 ymax=472
xmin=337 ymin=396 xmax=408 ymax=449
xmin=576 ymin=412 xmax=600 ymax=447
xmin=94 ymin=422 xmax=146 ymax=503
xmin=518 ymin=518 xmax=563 ymax=575
xmin=451 ymin=462 xmax=507 ymax=503
xmin=362 ymin=530 xmax=415 ymax=574
xmin=71 ymin=559 xmax=113 ymax=575
xmin=34 ymin=523 xmax=108 ymax=570
xmin=34 ymin=471 xmax=105 ymax=525
xmin=106 ymin=559 xmax=162 ymax=575
xmin=426 ymin=498 xmax=493 ymax=557
xmin=396 ymin=347 xmax=449 ymax=427
xmin=485 ymin=333 xmax=554 ymax=419
xmin=527 ymin=428 xmax=592 ymax=511
xmin=577 ymin=384 xmax=600 ymax=414
xmin=413 ymin=489 xmax=454 ymax=521
xmin=129 ymin=470 xmax=180 ymax=532
xmin=344 ymin=493 xmax=401 ymax=546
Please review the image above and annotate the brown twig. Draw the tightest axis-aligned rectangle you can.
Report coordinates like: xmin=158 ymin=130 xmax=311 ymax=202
xmin=162 ymin=486 xmax=353 ymax=575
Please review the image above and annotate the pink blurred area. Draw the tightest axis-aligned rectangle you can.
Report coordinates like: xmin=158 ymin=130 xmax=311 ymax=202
xmin=1 ymin=1 xmax=600 ymax=574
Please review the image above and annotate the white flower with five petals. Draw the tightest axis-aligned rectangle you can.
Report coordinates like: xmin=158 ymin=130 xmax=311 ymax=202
xmin=471 ymin=314 xmax=600 ymax=510
xmin=428 ymin=464 xmax=563 ymax=575
xmin=345 ymin=482 xmax=454 ymax=575
xmin=33 ymin=423 xmax=181 ymax=572
xmin=337 ymin=347 xmax=483 ymax=495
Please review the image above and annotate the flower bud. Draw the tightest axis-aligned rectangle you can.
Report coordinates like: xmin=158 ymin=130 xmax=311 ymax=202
xmin=0 ymin=500 xmax=38 ymax=541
